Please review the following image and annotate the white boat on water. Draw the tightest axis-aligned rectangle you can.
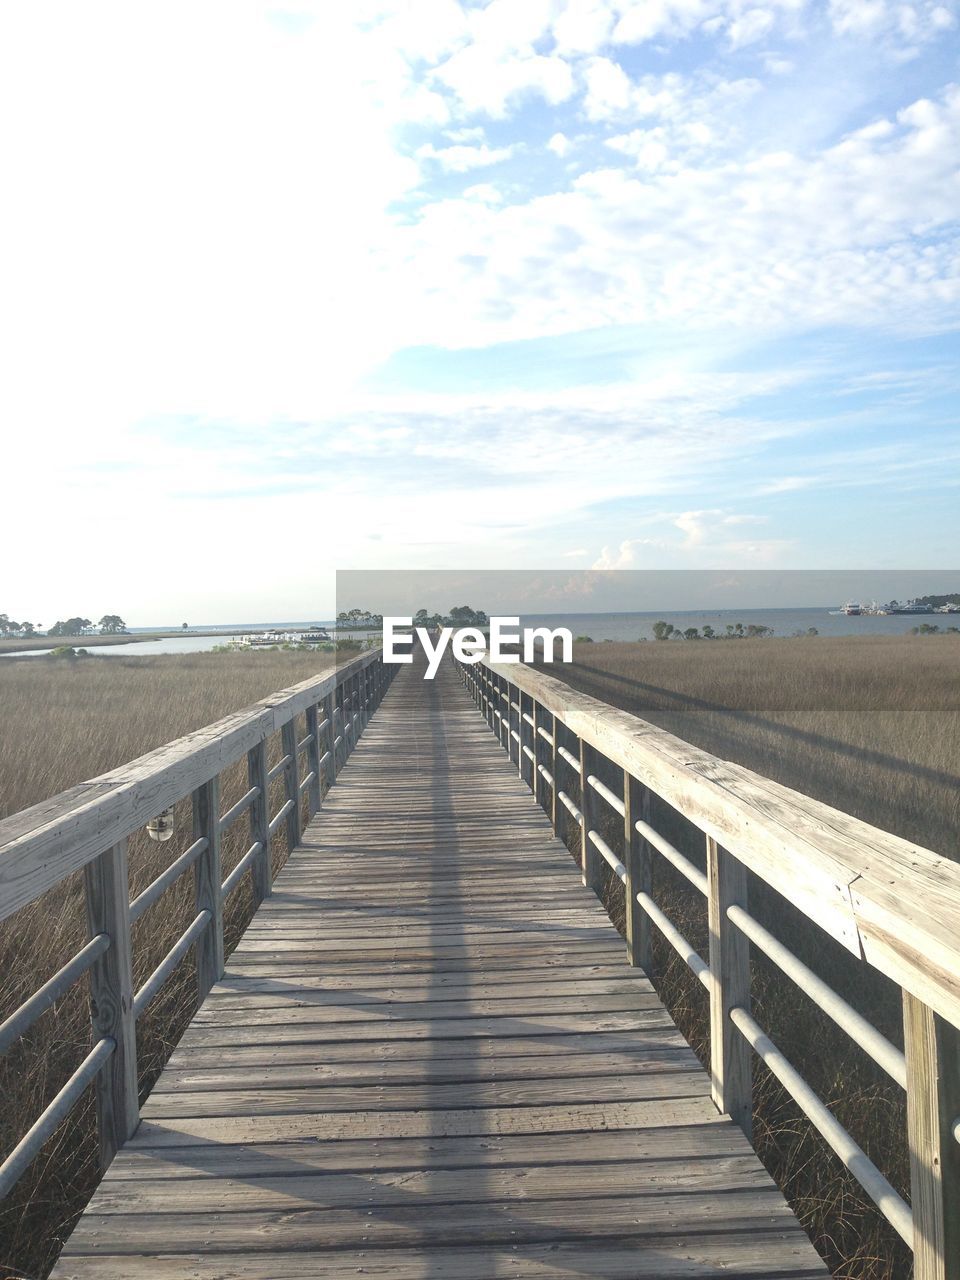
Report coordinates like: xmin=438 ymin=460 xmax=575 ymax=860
xmin=842 ymin=601 xmax=862 ymax=615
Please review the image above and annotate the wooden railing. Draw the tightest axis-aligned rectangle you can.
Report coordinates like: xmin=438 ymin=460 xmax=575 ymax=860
xmin=454 ymin=653 xmax=960 ymax=1280
xmin=0 ymin=648 xmax=393 ymax=1197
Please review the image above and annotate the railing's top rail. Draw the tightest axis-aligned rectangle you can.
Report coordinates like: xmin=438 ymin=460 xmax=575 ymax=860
xmin=482 ymin=656 xmax=960 ymax=1031
xmin=0 ymin=649 xmax=381 ymax=924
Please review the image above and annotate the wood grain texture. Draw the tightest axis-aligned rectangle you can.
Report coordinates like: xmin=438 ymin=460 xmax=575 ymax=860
xmin=53 ymin=650 xmax=825 ymax=1279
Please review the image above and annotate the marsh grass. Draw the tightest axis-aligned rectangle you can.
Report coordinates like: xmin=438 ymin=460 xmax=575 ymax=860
xmin=0 ymin=650 xmax=349 ymax=1280
xmin=545 ymin=633 xmax=960 ymax=1279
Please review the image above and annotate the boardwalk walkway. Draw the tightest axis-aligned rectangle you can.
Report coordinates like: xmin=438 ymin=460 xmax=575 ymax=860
xmin=53 ymin=654 xmax=826 ymax=1278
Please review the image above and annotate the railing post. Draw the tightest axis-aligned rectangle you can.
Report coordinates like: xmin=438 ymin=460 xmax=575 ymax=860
xmin=334 ymin=685 xmax=344 ymax=770
xmin=579 ymin=739 xmax=602 ymax=895
xmin=508 ymin=683 xmax=519 ymax=767
xmin=532 ymin=699 xmax=543 ymax=810
xmin=707 ymin=836 xmax=752 ymax=1139
xmin=193 ymin=777 xmax=224 ymax=1001
xmin=83 ymin=839 xmax=138 ymax=1167
xmin=623 ymin=776 xmax=652 ymax=973
xmin=549 ymin=711 xmax=558 ymax=834
xmin=305 ymin=703 xmax=323 ymax=816
xmin=903 ymin=992 xmax=960 ymax=1280
xmin=248 ymin=739 xmax=272 ymax=904
xmin=519 ymin=692 xmax=530 ymax=788
xmin=323 ymin=691 xmax=338 ymax=787
xmin=281 ymin=718 xmax=302 ymax=850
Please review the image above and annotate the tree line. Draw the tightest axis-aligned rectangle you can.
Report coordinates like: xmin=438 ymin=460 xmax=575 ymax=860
xmin=0 ymin=613 xmax=128 ymax=637
xmin=651 ymin=620 xmax=780 ymax=640
xmin=335 ymin=606 xmax=489 ymax=629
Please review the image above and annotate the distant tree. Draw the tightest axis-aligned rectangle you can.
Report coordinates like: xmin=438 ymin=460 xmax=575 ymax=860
xmin=574 ymin=635 xmax=593 ymax=643
xmin=652 ymin=621 xmax=674 ymax=641
xmin=98 ymin=615 xmax=127 ymax=634
xmin=182 ymin=622 xmax=189 ymax=630
xmin=745 ymin=624 xmax=772 ymax=638
xmin=683 ymin=627 xmax=700 ymax=640
xmin=414 ymin=609 xmax=429 ymax=625
xmin=807 ymin=627 xmax=819 ymax=637
xmin=701 ymin=625 xmax=715 ymax=639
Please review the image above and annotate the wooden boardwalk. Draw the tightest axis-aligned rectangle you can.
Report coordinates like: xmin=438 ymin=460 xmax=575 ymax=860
xmin=53 ymin=654 xmax=826 ymax=1278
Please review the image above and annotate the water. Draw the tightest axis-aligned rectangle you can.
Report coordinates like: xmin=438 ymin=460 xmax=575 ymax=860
xmin=519 ymin=607 xmax=954 ymax=642
xmin=3 ymin=607 xmax=952 ymax=659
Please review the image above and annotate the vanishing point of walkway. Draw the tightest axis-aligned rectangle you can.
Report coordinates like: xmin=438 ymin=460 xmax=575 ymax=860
xmin=53 ymin=655 xmax=826 ymax=1278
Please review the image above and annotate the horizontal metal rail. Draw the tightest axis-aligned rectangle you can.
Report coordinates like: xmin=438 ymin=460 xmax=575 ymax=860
xmin=557 ymin=745 xmax=580 ymax=774
xmin=218 ymin=786 xmax=259 ymax=835
xmin=268 ymin=799 xmax=296 ymax=837
xmin=0 ymin=935 xmax=110 ymax=1055
xmin=636 ymin=891 xmax=711 ymax=990
xmin=0 ymin=1037 xmax=114 ymax=1200
xmin=636 ymin=819 xmax=708 ymax=895
xmin=221 ymin=841 xmax=264 ymax=899
xmin=129 ymin=837 xmax=208 ymax=924
xmin=267 ymin=754 xmax=291 ymax=783
xmin=588 ymin=829 xmax=625 ymax=881
xmin=730 ymin=1006 xmax=912 ymax=1245
xmin=727 ymin=903 xmax=907 ymax=1089
xmin=557 ymin=791 xmax=583 ymax=826
xmin=587 ymin=774 xmax=625 ymax=817
xmin=133 ymin=910 xmax=212 ymax=1018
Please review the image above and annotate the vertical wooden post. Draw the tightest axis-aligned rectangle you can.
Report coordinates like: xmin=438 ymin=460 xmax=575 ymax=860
xmin=193 ymin=777 xmax=224 ymax=1001
xmin=83 ymin=840 xmax=138 ymax=1167
xmin=334 ymin=686 xmax=344 ymax=770
xmin=248 ymin=739 xmax=272 ymax=904
xmin=550 ymin=711 xmax=559 ymax=835
xmin=508 ymin=684 xmax=519 ymax=767
xmin=281 ymin=718 xmax=302 ymax=851
xmin=580 ymin=739 xmax=602 ymax=895
xmin=707 ymin=836 xmax=752 ymax=1139
xmin=532 ymin=700 xmax=543 ymax=810
xmin=904 ymin=992 xmax=960 ymax=1280
xmin=305 ymin=703 xmax=323 ymax=816
xmin=518 ymin=692 xmax=528 ymax=785
xmin=623 ymin=776 xmax=652 ymax=973
xmin=323 ymin=692 xmax=338 ymax=787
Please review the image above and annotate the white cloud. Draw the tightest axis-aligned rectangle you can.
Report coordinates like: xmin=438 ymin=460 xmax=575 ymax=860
xmin=553 ymin=0 xmax=618 ymax=51
xmin=417 ymin=141 xmax=517 ymax=171
xmin=547 ymin=131 xmax=575 ymax=156
xmin=433 ymin=47 xmax=575 ymax=116
xmin=726 ymin=6 xmax=777 ymax=45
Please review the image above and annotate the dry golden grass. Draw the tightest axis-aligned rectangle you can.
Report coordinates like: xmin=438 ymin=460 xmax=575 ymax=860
xmin=547 ymin=633 xmax=960 ymax=1280
xmin=0 ymin=650 xmax=352 ymax=1280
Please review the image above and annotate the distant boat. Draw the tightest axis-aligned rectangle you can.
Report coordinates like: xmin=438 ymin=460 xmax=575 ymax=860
xmin=842 ymin=602 xmax=862 ymax=615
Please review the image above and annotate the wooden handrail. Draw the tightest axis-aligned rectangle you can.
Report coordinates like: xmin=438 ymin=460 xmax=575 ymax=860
xmin=479 ymin=657 xmax=960 ymax=1028
xmin=0 ymin=648 xmax=393 ymax=1201
xmin=0 ymin=648 xmax=384 ymax=921
xmin=456 ymin=653 xmax=960 ymax=1280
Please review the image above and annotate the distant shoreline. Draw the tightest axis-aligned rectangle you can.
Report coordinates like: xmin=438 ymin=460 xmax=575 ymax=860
xmin=0 ymin=628 xmax=261 ymax=654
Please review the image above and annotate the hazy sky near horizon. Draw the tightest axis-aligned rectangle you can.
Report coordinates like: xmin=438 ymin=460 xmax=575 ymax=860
xmin=2 ymin=1 xmax=959 ymax=624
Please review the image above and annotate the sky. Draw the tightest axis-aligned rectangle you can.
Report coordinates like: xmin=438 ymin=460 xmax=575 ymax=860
xmin=2 ymin=1 xmax=958 ymax=624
